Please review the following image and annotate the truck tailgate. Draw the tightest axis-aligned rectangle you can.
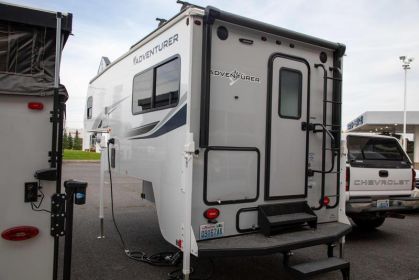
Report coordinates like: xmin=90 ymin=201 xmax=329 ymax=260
xmin=350 ymin=166 xmax=412 ymax=192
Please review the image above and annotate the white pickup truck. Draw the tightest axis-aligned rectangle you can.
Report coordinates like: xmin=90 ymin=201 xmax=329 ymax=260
xmin=345 ymin=133 xmax=418 ymax=229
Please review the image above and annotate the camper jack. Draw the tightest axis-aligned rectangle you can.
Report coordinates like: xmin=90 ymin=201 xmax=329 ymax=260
xmin=84 ymin=2 xmax=351 ymax=279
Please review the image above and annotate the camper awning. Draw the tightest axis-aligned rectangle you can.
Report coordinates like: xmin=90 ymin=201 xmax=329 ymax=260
xmin=0 ymin=2 xmax=72 ymax=98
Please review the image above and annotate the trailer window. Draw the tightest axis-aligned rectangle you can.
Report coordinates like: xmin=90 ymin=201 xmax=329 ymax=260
xmin=132 ymin=69 xmax=153 ymax=114
xmin=132 ymin=56 xmax=180 ymax=115
xmin=278 ymin=68 xmax=302 ymax=119
xmin=86 ymin=96 xmax=93 ymax=119
xmin=155 ymin=58 xmax=180 ymax=108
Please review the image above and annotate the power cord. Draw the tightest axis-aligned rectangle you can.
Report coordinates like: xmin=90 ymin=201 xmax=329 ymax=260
xmin=106 ymin=138 xmax=214 ymax=279
xmin=30 ymin=181 xmax=51 ymax=214
xmin=106 ymin=138 xmax=181 ymax=266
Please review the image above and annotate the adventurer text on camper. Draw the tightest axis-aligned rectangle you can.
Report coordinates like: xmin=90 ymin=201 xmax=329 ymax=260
xmin=211 ymin=69 xmax=261 ymax=86
xmin=133 ymin=34 xmax=178 ymax=65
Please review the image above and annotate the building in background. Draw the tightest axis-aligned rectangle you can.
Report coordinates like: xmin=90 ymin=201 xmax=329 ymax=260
xmin=347 ymin=111 xmax=419 ymax=168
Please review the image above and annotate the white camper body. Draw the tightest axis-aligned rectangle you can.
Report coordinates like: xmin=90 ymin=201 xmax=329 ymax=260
xmin=0 ymin=3 xmax=72 ymax=280
xmin=85 ymin=5 xmax=351 ymax=278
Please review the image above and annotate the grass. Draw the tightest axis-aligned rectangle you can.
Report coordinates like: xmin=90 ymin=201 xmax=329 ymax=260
xmin=63 ymin=149 xmax=100 ymax=160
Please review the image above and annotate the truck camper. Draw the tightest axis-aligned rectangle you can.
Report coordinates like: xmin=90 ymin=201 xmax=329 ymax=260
xmin=85 ymin=3 xmax=351 ymax=279
xmin=0 ymin=3 xmax=81 ymax=280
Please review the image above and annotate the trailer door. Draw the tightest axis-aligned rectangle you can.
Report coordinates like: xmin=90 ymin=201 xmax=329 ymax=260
xmin=266 ymin=54 xmax=309 ymax=199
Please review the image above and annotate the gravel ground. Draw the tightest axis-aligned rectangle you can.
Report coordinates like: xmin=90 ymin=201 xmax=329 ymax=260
xmin=61 ymin=162 xmax=419 ymax=280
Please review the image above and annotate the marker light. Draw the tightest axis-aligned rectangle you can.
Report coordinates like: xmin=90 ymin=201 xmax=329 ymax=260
xmin=204 ymin=208 xmax=220 ymax=220
xmin=323 ymin=196 xmax=330 ymax=206
xmin=1 ymin=226 xmax=39 ymax=241
xmin=28 ymin=102 xmax=44 ymax=110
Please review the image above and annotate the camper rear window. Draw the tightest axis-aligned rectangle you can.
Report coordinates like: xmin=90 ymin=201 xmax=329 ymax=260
xmin=278 ymin=68 xmax=302 ymax=119
xmin=132 ymin=57 xmax=180 ymax=114
xmin=86 ymin=96 xmax=93 ymax=119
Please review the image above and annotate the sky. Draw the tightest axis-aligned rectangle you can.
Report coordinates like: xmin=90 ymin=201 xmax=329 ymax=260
xmin=9 ymin=0 xmax=419 ymax=129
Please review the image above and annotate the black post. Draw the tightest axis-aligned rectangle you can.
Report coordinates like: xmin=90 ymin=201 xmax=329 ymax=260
xmin=63 ymin=187 xmax=74 ymax=280
xmin=63 ymin=180 xmax=88 ymax=280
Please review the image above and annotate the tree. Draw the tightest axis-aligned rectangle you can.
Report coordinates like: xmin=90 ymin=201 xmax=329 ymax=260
xmin=73 ymin=130 xmax=82 ymax=150
xmin=63 ymin=130 xmax=69 ymax=149
xmin=68 ymin=132 xmax=73 ymax=150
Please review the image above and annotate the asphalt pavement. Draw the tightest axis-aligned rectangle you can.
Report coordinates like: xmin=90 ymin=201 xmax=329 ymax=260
xmin=61 ymin=162 xmax=419 ymax=280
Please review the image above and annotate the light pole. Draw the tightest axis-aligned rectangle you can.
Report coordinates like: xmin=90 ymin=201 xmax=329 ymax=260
xmin=399 ymin=56 xmax=414 ymax=151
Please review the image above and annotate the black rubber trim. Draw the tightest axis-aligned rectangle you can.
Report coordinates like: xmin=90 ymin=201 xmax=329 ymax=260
xmin=126 ymin=121 xmax=159 ymax=137
xmin=265 ymin=53 xmax=310 ymax=201
xmin=203 ymin=146 xmax=260 ymax=205
xmin=236 ymin=207 xmax=260 ymax=233
xmin=130 ymin=104 xmax=187 ymax=139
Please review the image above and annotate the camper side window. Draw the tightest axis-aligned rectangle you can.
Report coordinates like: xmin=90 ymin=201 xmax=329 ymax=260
xmin=86 ymin=96 xmax=93 ymax=119
xmin=132 ymin=56 xmax=180 ymax=115
xmin=155 ymin=58 xmax=180 ymax=109
xmin=278 ymin=68 xmax=302 ymax=119
xmin=132 ymin=69 xmax=153 ymax=114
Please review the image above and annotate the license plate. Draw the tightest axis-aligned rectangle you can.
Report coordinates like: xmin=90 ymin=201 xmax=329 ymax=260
xmin=199 ymin=222 xmax=224 ymax=240
xmin=377 ymin=199 xmax=390 ymax=208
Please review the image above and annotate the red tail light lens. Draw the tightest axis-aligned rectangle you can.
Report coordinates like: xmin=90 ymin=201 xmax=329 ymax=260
xmin=28 ymin=102 xmax=44 ymax=110
xmin=346 ymin=166 xmax=350 ymax=192
xmin=323 ymin=196 xmax=330 ymax=206
xmin=412 ymin=169 xmax=416 ymax=190
xmin=204 ymin=208 xmax=220 ymax=220
xmin=1 ymin=226 xmax=39 ymax=241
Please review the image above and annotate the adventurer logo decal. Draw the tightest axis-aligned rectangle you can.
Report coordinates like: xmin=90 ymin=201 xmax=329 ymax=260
xmin=133 ymin=34 xmax=178 ymax=65
xmin=210 ymin=69 xmax=261 ymax=86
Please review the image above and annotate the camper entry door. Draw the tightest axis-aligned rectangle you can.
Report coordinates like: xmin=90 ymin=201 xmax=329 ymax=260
xmin=266 ymin=55 xmax=309 ymax=199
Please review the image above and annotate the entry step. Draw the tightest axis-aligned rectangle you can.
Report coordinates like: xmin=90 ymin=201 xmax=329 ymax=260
xmin=258 ymin=201 xmax=317 ymax=236
xmin=288 ymin=257 xmax=350 ymax=279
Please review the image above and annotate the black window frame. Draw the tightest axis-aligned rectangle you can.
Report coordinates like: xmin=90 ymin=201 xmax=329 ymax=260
xmin=86 ymin=96 xmax=93 ymax=119
xmin=132 ymin=55 xmax=180 ymax=115
xmin=278 ymin=67 xmax=302 ymax=120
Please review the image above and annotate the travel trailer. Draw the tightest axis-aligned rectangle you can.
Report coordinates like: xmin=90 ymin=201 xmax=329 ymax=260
xmin=85 ymin=3 xmax=351 ymax=279
xmin=0 ymin=3 xmax=81 ymax=280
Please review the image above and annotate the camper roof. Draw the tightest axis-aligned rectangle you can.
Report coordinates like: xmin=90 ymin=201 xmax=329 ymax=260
xmin=0 ymin=1 xmax=72 ymax=34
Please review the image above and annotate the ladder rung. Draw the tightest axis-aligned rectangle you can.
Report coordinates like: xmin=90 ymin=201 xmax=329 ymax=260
xmin=325 ymin=148 xmax=339 ymax=151
xmin=324 ymin=100 xmax=342 ymax=104
xmin=326 ymin=77 xmax=342 ymax=81
xmin=324 ymin=124 xmax=341 ymax=127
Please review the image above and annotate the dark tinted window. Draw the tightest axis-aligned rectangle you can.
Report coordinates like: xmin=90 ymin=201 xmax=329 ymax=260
xmin=155 ymin=58 xmax=180 ymax=108
xmin=132 ymin=57 xmax=180 ymax=115
xmin=279 ymin=68 xmax=302 ymax=119
xmin=132 ymin=69 xmax=153 ymax=114
xmin=86 ymin=96 xmax=93 ymax=119
xmin=348 ymin=136 xmax=407 ymax=161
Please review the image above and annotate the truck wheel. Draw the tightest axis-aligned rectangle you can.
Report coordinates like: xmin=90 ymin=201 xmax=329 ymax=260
xmin=351 ymin=216 xmax=386 ymax=230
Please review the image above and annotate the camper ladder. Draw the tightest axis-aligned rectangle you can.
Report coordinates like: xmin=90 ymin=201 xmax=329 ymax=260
xmin=304 ymin=64 xmax=342 ymax=210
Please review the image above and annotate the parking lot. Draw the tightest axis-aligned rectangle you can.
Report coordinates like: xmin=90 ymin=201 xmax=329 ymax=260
xmin=63 ymin=162 xmax=419 ymax=280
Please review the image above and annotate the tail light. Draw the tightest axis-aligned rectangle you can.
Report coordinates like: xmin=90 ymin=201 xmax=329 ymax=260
xmin=204 ymin=208 xmax=220 ymax=220
xmin=346 ymin=166 xmax=350 ymax=191
xmin=412 ymin=169 xmax=416 ymax=190
xmin=323 ymin=196 xmax=330 ymax=206
xmin=28 ymin=102 xmax=44 ymax=110
xmin=1 ymin=226 xmax=39 ymax=241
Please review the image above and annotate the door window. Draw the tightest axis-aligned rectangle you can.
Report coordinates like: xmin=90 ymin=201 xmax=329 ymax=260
xmin=278 ymin=68 xmax=302 ymax=119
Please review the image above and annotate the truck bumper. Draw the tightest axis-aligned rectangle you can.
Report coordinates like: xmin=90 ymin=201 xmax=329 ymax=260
xmin=346 ymin=196 xmax=419 ymax=214
xmin=197 ymin=222 xmax=351 ymax=257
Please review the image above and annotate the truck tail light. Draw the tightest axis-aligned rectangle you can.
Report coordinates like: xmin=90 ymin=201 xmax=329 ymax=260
xmin=1 ymin=226 xmax=39 ymax=241
xmin=412 ymin=169 xmax=416 ymax=190
xmin=323 ymin=196 xmax=330 ymax=206
xmin=346 ymin=166 xmax=350 ymax=192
